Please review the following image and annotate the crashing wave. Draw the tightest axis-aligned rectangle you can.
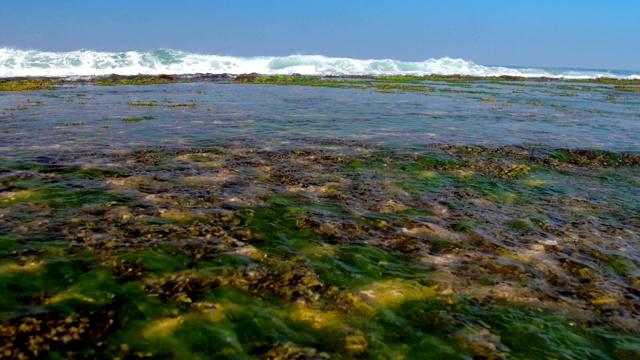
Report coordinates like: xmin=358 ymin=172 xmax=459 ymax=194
xmin=0 ymin=48 xmax=637 ymax=79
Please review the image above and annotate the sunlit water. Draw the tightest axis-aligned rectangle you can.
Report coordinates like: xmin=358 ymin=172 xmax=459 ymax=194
xmin=1 ymin=80 xmax=639 ymax=159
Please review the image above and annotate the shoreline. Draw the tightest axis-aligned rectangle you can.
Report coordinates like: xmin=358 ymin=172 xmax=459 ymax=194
xmin=3 ymin=73 xmax=640 ymax=85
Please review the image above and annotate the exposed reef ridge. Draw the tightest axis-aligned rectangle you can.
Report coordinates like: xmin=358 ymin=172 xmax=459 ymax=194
xmin=3 ymin=73 xmax=640 ymax=91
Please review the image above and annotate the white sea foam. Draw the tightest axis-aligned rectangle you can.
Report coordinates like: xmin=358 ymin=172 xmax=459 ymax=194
xmin=0 ymin=48 xmax=637 ymax=79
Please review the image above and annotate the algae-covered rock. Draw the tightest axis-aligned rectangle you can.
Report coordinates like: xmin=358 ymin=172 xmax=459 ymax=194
xmin=376 ymin=199 xmax=408 ymax=214
xmin=264 ymin=342 xmax=330 ymax=360
xmin=0 ymin=311 xmax=115 ymax=359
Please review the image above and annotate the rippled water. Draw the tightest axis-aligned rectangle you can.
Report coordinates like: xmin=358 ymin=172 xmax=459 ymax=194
xmin=1 ymin=80 xmax=639 ymax=158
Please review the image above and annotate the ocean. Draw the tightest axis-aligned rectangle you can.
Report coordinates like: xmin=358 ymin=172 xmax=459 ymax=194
xmin=1 ymin=47 xmax=639 ymax=79
xmin=1 ymin=48 xmax=639 ymax=359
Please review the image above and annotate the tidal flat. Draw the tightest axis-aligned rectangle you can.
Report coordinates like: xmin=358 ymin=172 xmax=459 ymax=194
xmin=0 ymin=75 xmax=639 ymax=359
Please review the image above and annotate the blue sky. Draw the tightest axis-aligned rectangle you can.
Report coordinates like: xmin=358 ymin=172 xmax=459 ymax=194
xmin=1 ymin=0 xmax=639 ymax=70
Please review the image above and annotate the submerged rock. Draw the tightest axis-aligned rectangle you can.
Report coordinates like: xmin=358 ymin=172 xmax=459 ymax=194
xmin=375 ymin=199 xmax=407 ymax=214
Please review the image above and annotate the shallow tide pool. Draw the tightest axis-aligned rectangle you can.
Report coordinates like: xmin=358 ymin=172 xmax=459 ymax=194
xmin=0 ymin=77 xmax=639 ymax=359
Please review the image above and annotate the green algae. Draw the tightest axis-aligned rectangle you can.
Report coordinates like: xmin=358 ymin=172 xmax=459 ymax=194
xmin=115 ymin=285 xmax=340 ymax=359
xmin=234 ymin=74 xmax=324 ymax=86
xmin=127 ymin=101 xmax=159 ymax=106
xmin=549 ymin=149 xmax=633 ymax=166
xmin=194 ymin=254 xmax=255 ymax=270
xmin=505 ymin=219 xmax=535 ymax=232
xmin=93 ymin=75 xmax=177 ymax=86
xmin=2 ymin=180 xmax=118 ymax=209
xmin=453 ymin=220 xmax=478 ymax=231
xmin=372 ymin=75 xmax=426 ymax=83
xmin=117 ymin=250 xmax=191 ymax=277
xmin=567 ymin=77 xmax=640 ymax=85
xmin=0 ymin=236 xmax=22 ymax=256
xmin=414 ymin=152 xmax=463 ymax=169
xmin=309 ymin=245 xmax=432 ymax=288
xmin=0 ymin=78 xmax=61 ymax=91
xmin=239 ymin=203 xmax=325 ymax=255
xmin=383 ymin=297 xmax=625 ymax=360
xmin=614 ymin=85 xmax=640 ymax=92
xmin=0 ymin=256 xmax=109 ymax=317
xmin=1 ymin=142 xmax=639 ymax=358
xmin=369 ymin=82 xmax=434 ymax=93
xmin=170 ymin=317 xmax=246 ymax=359
xmin=0 ymin=160 xmax=125 ymax=178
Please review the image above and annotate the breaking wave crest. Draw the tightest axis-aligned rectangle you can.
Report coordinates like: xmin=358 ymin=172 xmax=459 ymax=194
xmin=1 ymin=48 xmax=638 ymax=79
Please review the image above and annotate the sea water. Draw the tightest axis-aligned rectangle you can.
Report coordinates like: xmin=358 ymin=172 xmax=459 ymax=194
xmin=1 ymin=48 xmax=639 ymax=79
xmin=1 ymin=78 xmax=639 ymax=159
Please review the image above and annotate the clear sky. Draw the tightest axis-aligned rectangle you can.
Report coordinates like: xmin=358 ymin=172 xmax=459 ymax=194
xmin=1 ymin=0 xmax=639 ymax=70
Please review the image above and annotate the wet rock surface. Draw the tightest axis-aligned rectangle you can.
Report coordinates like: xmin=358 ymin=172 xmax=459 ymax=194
xmin=1 ymin=141 xmax=639 ymax=358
